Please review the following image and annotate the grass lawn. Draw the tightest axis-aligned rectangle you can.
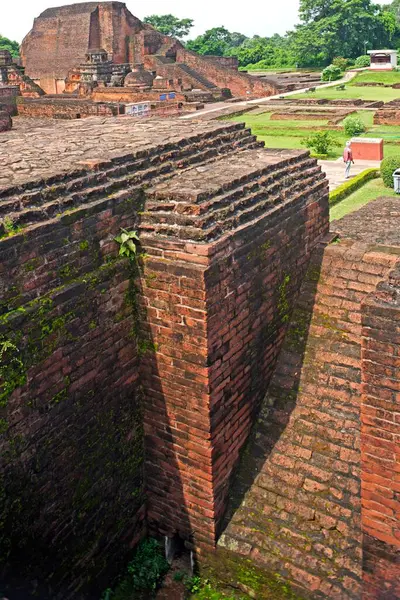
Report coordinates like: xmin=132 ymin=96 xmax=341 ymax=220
xmin=330 ymin=178 xmax=398 ymax=221
xmin=349 ymin=71 xmax=400 ymax=86
xmin=290 ymin=85 xmax=400 ymax=102
xmin=230 ymin=110 xmax=400 ymax=159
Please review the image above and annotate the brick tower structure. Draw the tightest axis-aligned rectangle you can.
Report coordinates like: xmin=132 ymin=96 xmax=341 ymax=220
xmin=21 ymin=2 xmax=280 ymax=98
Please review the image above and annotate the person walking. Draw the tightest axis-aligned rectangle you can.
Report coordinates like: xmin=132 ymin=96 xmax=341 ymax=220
xmin=343 ymin=141 xmax=354 ymax=179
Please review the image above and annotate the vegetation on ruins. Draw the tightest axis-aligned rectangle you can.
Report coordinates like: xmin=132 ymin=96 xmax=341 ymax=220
xmin=321 ymin=64 xmax=343 ymax=82
xmin=143 ymin=14 xmax=194 ymax=39
xmin=330 ymin=176 xmax=398 ymax=220
xmin=114 ymin=228 xmax=140 ymax=260
xmin=343 ymin=115 xmax=367 ymax=136
xmin=329 ymin=168 xmax=380 ymax=206
xmin=0 ymin=34 xmax=19 ymax=59
xmin=101 ymin=538 xmax=170 ymax=598
xmin=302 ymin=131 xmax=338 ymax=155
xmin=380 ymin=155 xmax=400 ymax=185
xmin=354 ymin=54 xmax=371 ymax=68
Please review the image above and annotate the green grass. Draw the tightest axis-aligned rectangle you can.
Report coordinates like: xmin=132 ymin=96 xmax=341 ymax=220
xmin=349 ymin=71 xmax=400 ymax=85
xmin=190 ymin=583 xmax=245 ymax=599
xmin=330 ymin=178 xmax=398 ymax=221
xmin=230 ymin=110 xmax=400 ymax=159
xmin=290 ymin=85 xmax=400 ymax=102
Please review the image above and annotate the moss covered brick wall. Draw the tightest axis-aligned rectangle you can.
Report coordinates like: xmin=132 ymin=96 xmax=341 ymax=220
xmin=0 ymin=192 xmax=146 ymax=597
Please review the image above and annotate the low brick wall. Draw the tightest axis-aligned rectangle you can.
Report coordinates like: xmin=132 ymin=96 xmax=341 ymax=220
xmin=17 ymin=97 xmax=119 ymax=119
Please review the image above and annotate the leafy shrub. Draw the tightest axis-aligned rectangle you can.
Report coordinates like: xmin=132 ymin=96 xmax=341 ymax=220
xmin=332 ymin=57 xmax=351 ymax=71
xmin=329 ymin=168 xmax=379 ymax=206
xmin=103 ymin=538 xmax=170 ymax=599
xmin=302 ymin=131 xmax=337 ymax=155
xmin=354 ymin=55 xmax=371 ymax=68
xmin=343 ymin=116 xmax=366 ymax=137
xmin=321 ymin=64 xmax=342 ymax=82
xmin=126 ymin=538 xmax=169 ymax=592
xmin=381 ymin=157 xmax=400 ymax=187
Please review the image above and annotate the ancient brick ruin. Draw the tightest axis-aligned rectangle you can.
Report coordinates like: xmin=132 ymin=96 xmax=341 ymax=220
xmin=19 ymin=1 xmax=279 ymax=107
xmin=1 ymin=111 xmax=399 ymax=599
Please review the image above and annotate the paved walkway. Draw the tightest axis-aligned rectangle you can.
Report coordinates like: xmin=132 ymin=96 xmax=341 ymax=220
xmin=319 ymin=158 xmax=381 ymax=191
xmin=180 ymin=71 xmax=358 ymax=121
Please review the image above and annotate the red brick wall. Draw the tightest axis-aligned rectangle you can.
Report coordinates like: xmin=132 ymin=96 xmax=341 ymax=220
xmin=17 ymin=98 xmax=119 ymax=118
xmin=0 ymin=191 xmax=146 ymax=596
xmin=177 ymin=48 xmax=279 ymax=98
xmin=361 ymin=265 xmax=400 ymax=597
xmin=139 ymin=152 xmax=329 ymax=551
xmin=21 ymin=2 xmax=144 ymax=93
xmin=91 ymin=87 xmax=186 ymax=103
xmin=214 ymin=242 xmax=398 ymax=598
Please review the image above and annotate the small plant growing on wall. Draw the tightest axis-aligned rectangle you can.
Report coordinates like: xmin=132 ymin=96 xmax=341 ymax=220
xmin=114 ymin=229 xmax=140 ymax=260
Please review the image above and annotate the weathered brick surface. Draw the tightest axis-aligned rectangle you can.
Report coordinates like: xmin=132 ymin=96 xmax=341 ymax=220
xmin=176 ymin=47 xmax=279 ymax=99
xmin=0 ymin=195 xmax=146 ymax=597
xmin=21 ymin=2 xmax=143 ymax=94
xmin=0 ymin=116 xmax=329 ymax=594
xmin=218 ymin=239 xmax=398 ymax=598
xmin=21 ymin=2 xmax=280 ymax=98
xmin=361 ymin=264 xmax=400 ymax=598
xmin=363 ymin=535 xmax=400 ymax=600
xmin=17 ymin=97 xmax=119 ymax=119
xmin=141 ymin=148 xmax=329 ymax=549
xmin=0 ymin=118 xmax=258 ymax=595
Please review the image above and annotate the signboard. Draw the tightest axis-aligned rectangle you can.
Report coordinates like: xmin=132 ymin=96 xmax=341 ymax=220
xmin=125 ymin=102 xmax=150 ymax=118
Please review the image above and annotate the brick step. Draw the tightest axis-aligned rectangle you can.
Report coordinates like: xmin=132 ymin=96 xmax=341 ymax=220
xmin=0 ymin=122 xmax=250 ymax=202
xmin=140 ymin=177 xmax=327 ymax=241
xmin=176 ymin=63 xmax=219 ymax=90
xmin=142 ymin=166 xmax=323 ymax=229
xmin=0 ymin=134 xmax=261 ymax=226
xmin=145 ymin=160 xmax=319 ymax=216
xmin=148 ymin=149 xmax=314 ymax=206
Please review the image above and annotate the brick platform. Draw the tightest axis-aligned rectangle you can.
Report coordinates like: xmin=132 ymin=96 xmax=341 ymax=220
xmin=0 ymin=116 xmax=328 ymax=596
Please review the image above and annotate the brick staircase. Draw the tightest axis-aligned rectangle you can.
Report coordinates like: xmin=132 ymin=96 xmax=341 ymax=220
xmin=217 ymin=239 xmax=398 ymax=599
xmin=142 ymin=149 xmax=326 ymax=241
xmin=0 ymin=122 xmax=259 ymax=229
xmin=176 ymin=63 xmax=219 ymax=90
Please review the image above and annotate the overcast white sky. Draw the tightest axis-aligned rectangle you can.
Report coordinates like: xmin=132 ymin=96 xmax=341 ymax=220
xmin=2 ymin=0 xmax=304 ymax=42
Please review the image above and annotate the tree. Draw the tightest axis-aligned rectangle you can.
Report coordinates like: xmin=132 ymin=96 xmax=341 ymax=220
xmin=186 ymin=27 xmax=235 ymax=56
xmin=143 ymin=14 xmax=194 ymax=39
xmin=290 ymin=0 xmax=400 ymax=67
xmin=0 ymin=35 xmax=19 ymax=59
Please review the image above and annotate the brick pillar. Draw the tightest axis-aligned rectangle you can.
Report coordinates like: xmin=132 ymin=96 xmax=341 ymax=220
xmin=361 ymin=266 xmax=400 ymax=598
xmin=139 ymin=148 xmax=329 ymax=552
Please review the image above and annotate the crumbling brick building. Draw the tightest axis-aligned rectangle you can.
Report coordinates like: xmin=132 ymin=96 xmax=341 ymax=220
xmin=20 ymin=1 xmax=279 ymax=99
xmin=0 ymin=120 xmax=399 ymax=598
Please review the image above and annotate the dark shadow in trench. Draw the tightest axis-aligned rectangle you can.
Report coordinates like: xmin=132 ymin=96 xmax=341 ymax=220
xmin=220 ymin=241 xmax=327 ymax=532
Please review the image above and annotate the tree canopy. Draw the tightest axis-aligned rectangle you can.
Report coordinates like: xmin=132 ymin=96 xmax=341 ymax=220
xmin=145 ymin=2 xmax=400 ymax=70
xmin=0 ymin=35 xmax=19 ymax=59
xmin=143 ymin=14 xmax=194 ymax=39
xmin=291 ymin=0 xmax=400 ymax=66
xmin=186 ymin=27 xmax=243 ymax=56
